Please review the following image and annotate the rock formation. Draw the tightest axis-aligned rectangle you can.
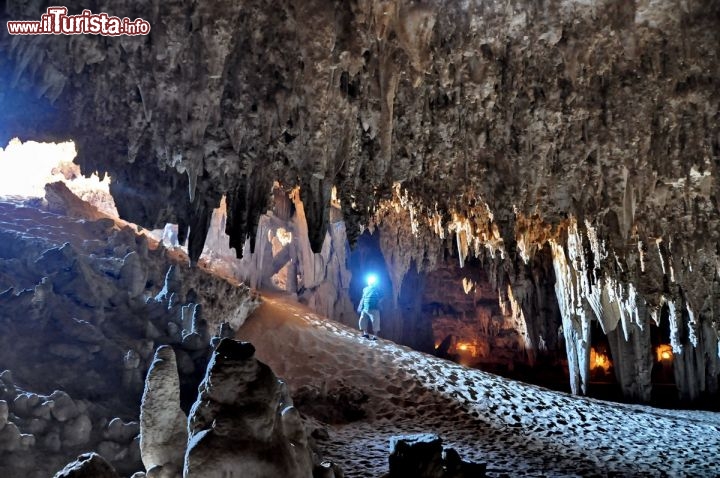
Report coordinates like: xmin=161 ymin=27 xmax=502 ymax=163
xmin=234 ymin=185 xmax=356 ymax=325
xmin=4 ymin=0 xmax=716 ymax=258
xmin=422 ymin=255 xmax=562 ymax=370
xmin=0 ymin=196 xmax=259 ymax=477
xmin=184 ymin=339 xmax=314 ymax=478
xmin=139 ymin=346 xmax=187 ymax=477
xmin=385 ymin=434 xmax=486 ymax=478
xmin=132 ymin=338 xmax=338 ymax=478
xmin=53 ymin=452 xmax=121 ymax=478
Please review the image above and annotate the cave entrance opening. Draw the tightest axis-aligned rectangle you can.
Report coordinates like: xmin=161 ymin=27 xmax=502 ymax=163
xmin=0 ymin=138 xmax=116 ymax=216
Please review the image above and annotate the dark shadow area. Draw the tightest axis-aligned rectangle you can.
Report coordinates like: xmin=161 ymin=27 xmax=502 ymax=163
xmin=347 ymin=230 xmax=393 ymax=336
xmin=587 ymin=321 xmax=622 ymax=403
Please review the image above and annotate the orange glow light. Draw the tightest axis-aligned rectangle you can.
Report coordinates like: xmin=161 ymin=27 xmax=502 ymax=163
xmin=455 ymin=341 xmax=477 ymax=357
xmin=590 ymin=347 xmax=612 ymax=373
xmin=656 ymin=344 xmax=673 ymax=362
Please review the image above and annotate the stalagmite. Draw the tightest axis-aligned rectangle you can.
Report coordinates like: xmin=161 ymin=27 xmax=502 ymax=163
xmin=290 ymin=187 xmax=320 ymax=290
xmin=184 ymin=339 xmax=313 ymax=478
xmin=139 ymin=346 xmax=187 ymax=477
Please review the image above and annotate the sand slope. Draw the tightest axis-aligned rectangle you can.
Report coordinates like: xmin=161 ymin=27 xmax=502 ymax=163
xmin=239 ymin=295 xmax=720 ymax=478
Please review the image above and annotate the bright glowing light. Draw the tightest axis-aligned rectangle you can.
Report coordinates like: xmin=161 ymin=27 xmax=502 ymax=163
xmin=330 ymin=185 xmax=341 ymax=209
xmin=0 ymin=138 xmax=115 ymax=214
xmin=656 ymin=344 xmax=673 ymax=362
xmin=462 ymin=277 xmax=474 ymax=294
xmin=455 ymin=341 xmax=477 ymax=356
xmin=367 ymin=274 xmax=378 ymax=286
xmin=275 ymin=227 xmax=293 ymax=246
xmin=0 ymin=138 xmax=77 ymax=197
xmin=590 ymin=347 xmax=612 ymax=372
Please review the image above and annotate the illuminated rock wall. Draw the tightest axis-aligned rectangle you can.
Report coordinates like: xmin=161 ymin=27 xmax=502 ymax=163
xmin=211 ymin=185 xmax=358 ymax=327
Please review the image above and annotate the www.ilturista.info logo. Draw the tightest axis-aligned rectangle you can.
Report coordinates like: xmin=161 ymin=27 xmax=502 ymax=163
xmin=7 ymin=7 xmax=151 ymax=36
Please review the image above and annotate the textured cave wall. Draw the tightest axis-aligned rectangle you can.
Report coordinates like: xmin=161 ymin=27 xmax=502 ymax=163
xmin=4 ymin=0 xmax=716 ymax=257
xmin=0 ymin=195 xmax=260 ymax=477
xmin=423 ymin=258 xmax=530 ymax=368
xmin=199 ymin=184 xmax=358 ymax=326
xmin=2 ymin=0 xmax=720 ymax=402
xmin=404 ymin=245 xmax=565 ymax=373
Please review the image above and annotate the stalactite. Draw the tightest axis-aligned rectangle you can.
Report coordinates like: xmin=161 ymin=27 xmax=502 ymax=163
xmin=368 ymin=183 xmax=720 ymax=401
xmin=506 ymin=284 xmax=533 ymax=366
xmin=370 ymin=184 xmax=444 ymax=304
xmin=606 ymin=311 xmax=653 ymax=402
xmin=228 ymin=184 xmax=355 ymax=326
xmin=667 ymin=299 xmax=683 ymax=355
xmin=550 ymin=238 xmax=591 ymax=395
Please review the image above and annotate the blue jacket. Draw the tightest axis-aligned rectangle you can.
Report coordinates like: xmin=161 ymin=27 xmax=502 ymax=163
xmin=358 ymin=285 xmax=382 ymax=312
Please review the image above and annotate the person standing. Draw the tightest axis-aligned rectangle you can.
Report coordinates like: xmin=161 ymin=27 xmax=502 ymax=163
xmin=358 ymin=275 xmax=382 ymax=340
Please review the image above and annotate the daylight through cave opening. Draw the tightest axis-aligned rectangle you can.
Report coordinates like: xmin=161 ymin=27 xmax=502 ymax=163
xmin=0 ymin=138 xmax=116 ymax=216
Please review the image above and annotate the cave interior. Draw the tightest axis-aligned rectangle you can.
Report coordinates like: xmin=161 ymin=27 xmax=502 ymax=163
xmin=1 ymin=0 xmax=720 ymax=477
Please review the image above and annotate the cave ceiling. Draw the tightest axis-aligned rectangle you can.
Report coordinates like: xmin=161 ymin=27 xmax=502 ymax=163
xmin=1 ymin=0 xmax=719 ymax=290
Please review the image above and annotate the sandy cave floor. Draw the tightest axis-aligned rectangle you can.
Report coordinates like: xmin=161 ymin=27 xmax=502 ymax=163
xmin=1 ymin=197 xmax=719 ymax=478
xmin=239 ymin=295 xmax=720 ymax=478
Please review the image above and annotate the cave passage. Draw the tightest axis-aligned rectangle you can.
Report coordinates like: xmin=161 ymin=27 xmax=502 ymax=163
xmin=2 ymin=0 xmax=720 ymax=476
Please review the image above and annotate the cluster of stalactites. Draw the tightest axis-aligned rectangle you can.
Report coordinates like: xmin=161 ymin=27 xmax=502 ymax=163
xmin=372 ymin=187 xmax=717 ymax=348
xmin=370 ymin=183 xmax=505 ymax=273
xmin=549 ymin=218 xmax=713 ymax=353
xmin=447 ymin=207 xmax=504 ymax=268
xmin=368 ymin=183 xmax=444 ymax=302
xmin=548 ymin=217 xmax=720 ymax=399
xmin=370 ymin=185 xmax=720 ymax=399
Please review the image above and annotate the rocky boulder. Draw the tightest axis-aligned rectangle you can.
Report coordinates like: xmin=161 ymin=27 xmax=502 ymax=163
xmin=139 ymin=346 xmax=187 ymax=478
xmin=53 ymin=452 xmax=120 ymax=478
xmin=386 ymin=434 xmax=486 ymax=478
xmin=184 ymin=339 xmax=313 ymax=478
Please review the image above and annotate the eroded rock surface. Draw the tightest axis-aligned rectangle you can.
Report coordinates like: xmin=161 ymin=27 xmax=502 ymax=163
xmin=139 ymin=346 xmax=187 ymax=477
xmin=3 ymin=0 xmax=717 ymax=259
xmin=0 ymin=197 xmax=259 ymax=477
xmin=185 ymin=339 xmax=314 ymax=478
xmin=386 ymin=434 xmax=486 ymax=478
xmin=53 ymin=452 xmax=120 ymax=478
